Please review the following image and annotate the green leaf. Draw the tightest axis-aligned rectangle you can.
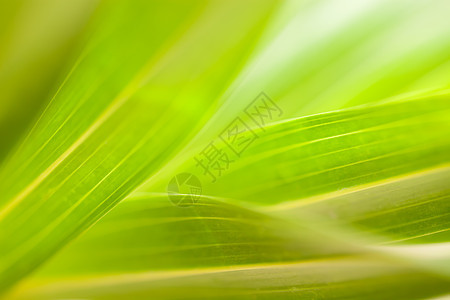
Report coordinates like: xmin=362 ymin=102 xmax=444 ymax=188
xmin=8 ymin=196 xmax=450 ymax=300
xmin=1 ymin=0 xmax=450 ymax=298
xmin=8 ymin=95 xmax=450 ymax=299
xmin=141 ymin=93 xmax=450 ymax=205
xmin=0 ymin=0 xmax=279 ymax=291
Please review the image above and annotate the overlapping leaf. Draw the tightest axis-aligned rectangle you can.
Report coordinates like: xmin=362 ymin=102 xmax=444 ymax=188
xmin=0 ymin=0 xmax=279 ymax=292
xmin=1 ymin=0 xmax=450 ymax=298
xmin=8 ymin=95 xmax=450 ymax=299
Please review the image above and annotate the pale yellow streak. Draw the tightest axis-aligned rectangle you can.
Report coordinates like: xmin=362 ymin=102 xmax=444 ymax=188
xmin=19 ymin=255 xmax=365 ymax=293
xmin=268 ymin=164 xmax=450 ymax=211
xmin=379 ymin=228 xmax=450 ymax=245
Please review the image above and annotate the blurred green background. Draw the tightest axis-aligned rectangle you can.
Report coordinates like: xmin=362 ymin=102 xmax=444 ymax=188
xmin=0 ymin=0 xmax=449 ymax=299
